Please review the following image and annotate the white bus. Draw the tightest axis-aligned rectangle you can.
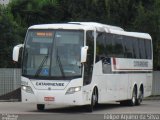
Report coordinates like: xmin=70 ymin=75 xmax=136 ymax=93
xmin=13 ymin=22 xmax=153 ymax=112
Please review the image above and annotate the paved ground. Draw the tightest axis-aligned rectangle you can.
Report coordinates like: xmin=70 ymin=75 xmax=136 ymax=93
xmin=0 ymin=100 xmax=160 ymax=120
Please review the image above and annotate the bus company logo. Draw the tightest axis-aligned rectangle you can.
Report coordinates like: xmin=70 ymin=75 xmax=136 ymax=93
xmin=36 ymin=82 xmax=64 ymax=86
xmin=134 ymin=61 xmax=149 ymax=67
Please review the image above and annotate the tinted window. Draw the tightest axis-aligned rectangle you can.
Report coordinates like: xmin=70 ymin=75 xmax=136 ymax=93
xmin=123 ymin=36 xmax=134 ymax=58
xmin=112 ymin=35 xmax=124 ymax=58
xmin=139 ymin=39 xmax=146 ymax=59
xmin=96 ymin=33 xmax=151 ymax=60
xmin=145 ymin=40 xmax=152 ymax=59
xmin=96 ymin=32 xmax=106 ymax=61
xmin=105 ymin=34 xmax=113 ymax=57
xmin=132 ymin=38 xmax=140 ymax=59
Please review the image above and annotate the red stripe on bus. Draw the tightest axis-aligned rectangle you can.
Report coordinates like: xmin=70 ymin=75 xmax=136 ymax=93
xmin=113 ymin=58 xmax=117 ymax=70
xmin=114 ymin=68 xmax=152 ymax=71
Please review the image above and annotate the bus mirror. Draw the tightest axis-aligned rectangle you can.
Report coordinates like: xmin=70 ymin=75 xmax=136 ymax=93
xmin=13 ymin=44 xmax=23 ymax=62
xmin=81 ymin=46 xmax=88 ymax=63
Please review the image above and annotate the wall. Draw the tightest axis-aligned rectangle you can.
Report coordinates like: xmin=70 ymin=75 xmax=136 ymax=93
xmin=152 ymin=71 xmax=160 ymax=95
xmin=0 ymin=68 xmax=21 ymax=100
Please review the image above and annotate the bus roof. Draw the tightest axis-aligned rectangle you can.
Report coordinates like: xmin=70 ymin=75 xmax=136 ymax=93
xmin=69 ymin=22 xmax=124 ymax=31
xmin=29 ymin=22 xmax=152 ymax=40
xmin=110 ymin=29 xmax=152 ymax=40
xmin=70 ymin=22 xmax=152 ymax=39
xmin=29 ymin=23 xmax=95 ymax=30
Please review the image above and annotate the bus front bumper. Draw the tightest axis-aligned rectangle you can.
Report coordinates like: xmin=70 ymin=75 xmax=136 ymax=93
xmin=21 ymin=89 xmax=86 ymax=106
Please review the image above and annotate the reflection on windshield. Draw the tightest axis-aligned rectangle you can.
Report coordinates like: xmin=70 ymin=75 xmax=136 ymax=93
xmin=22 ymin=30 xmax=83 ymax=80
xmin=56 ymin=49 xmax=65 ymax=78
xmin=34 ymin=54 xmax=49 ymax=77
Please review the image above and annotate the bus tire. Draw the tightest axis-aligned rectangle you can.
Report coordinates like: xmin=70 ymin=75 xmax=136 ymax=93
xmin=120 ymin=100 xmax=128 ymax=106
xmin=86 ymin=88 xmax=98 ymax=112
xmin=37 ymin=104 xmax=45 ymax=111
xmin=128 ymin=87 xmax=137 ymax=106
xmin=136 ymin=89 xmax=143 ymax=105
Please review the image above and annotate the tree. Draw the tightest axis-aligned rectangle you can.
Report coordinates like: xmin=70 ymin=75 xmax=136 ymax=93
xmin=8 ymin=0 xmax=65 ymax=27
xmin=0 ymin=6 xmax=23 ymax=67
xmin=133 ymin=1 xmax=160 ymax=69
xmin=1 ymin=0 xmax=160 ymax=69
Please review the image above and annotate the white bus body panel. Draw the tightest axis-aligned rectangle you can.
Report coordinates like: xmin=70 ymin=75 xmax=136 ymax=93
xmin=93 ymin=61 xmax=152 ymax=104
xmin=21 ymin=76 xmax=91 ymax=106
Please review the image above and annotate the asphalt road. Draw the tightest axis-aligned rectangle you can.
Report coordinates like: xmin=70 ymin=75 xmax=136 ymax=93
xmin=0 ymin=100 xmax=160 ymax=120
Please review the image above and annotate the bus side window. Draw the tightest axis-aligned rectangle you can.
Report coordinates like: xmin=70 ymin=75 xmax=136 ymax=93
xmin=139 ymin=39 xmax=146 ymax=59
xmin=145 ymin=40 xmax=152 ymax=59
xmin=132 ymin=38 xmax=140 ymax=59
xmin=123 ymin=36 xmax=134 ymax=58
xmin=96 ymin=32 xmax=106 ymax=62
xmin=112 ymin=35 xmax=124 ymax=58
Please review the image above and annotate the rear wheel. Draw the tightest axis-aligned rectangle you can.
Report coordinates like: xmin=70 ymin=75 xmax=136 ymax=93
xmin=128 ymin=87 xmax=137 ymax=106
xmin=37 ymin=104 xmax=45 ymax=111
xmin=86 ymin=88 xmax=98 ymax=112
xmin=136 ymin=89 xmax=143 ymax=105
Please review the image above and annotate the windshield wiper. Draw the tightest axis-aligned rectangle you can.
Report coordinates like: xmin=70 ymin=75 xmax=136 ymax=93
xmin=56 ymin=49 xmax=65 ymax=78
xmin=35 ymin=55 xmax=48 ymax=77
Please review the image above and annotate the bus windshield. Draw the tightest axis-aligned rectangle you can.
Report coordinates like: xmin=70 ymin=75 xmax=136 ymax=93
xmin=22 ymin=29 xmax=84 ymax=80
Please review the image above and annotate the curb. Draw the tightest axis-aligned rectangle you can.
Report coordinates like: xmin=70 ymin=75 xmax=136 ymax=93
xmin=144 ymin=96 xmax=160 ymax=100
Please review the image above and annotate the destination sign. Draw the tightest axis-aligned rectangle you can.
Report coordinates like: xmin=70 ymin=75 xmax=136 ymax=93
xmin=36 ymin=32 xmax=53 ymax=37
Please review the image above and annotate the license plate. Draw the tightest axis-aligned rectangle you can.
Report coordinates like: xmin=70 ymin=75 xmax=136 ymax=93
xmin=44 ymin=97 xmax=55 ymax=101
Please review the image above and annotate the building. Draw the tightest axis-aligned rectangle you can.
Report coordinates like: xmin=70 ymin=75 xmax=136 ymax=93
xmin=0 ymin=0 xmax=10 ymax=5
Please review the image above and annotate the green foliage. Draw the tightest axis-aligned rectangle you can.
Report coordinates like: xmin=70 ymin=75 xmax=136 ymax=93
xmin=8 ymin=0 xmax=64 ymax=27
xmin=0 ymin=0 xmax=160 ymax=69
xmin=0 ymin=6 xmax=23 ymax=67
xmin=132 ymin=0 xmax=160 ymax=69
xmin=64 ymin=0 xmax=107 ymax=22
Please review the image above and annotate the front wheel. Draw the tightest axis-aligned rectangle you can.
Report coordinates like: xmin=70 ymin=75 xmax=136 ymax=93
xmin=86 ymin=88 xmax=98 ymax=112
xmin=37 ymin=104 xmax=45 ymax=111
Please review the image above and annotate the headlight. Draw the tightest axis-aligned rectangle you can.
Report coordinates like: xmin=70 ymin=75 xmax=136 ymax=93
xmin=21 ymin=85 xmax=34 ymax=94
xmin=65 ymin=86 xmax=81 ymax=94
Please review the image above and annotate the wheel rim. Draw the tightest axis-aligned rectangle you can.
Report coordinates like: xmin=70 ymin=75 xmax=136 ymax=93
xmin=132 ymin=89 xmax=136 ymax=105
xmin=92 ymin=89 xmax=98 ymax=106
xmin=132 ymin=95 xmax=136 ymax=104
xmin=90 ymin=89 xmax=98 ymax=111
